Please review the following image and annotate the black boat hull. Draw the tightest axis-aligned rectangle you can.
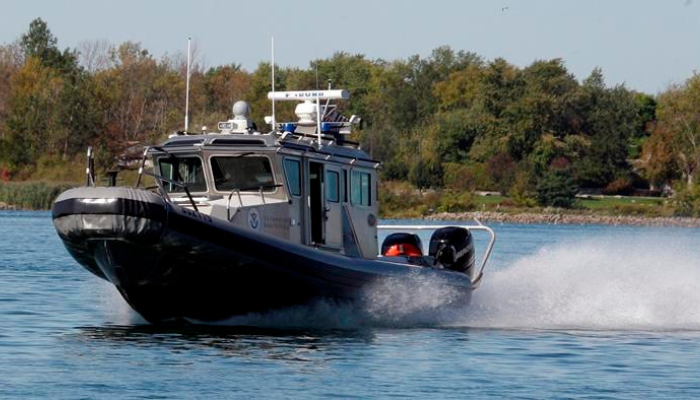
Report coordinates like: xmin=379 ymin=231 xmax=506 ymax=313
xmin=52 ymin=187 xmax=473 ymax=323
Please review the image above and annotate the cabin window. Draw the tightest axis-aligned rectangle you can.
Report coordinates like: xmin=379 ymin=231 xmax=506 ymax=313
xmin=351 ymin=170 xmax=371 ymax=206
xmin=283 ymin=159 xmax=301 ymax=197
xmin=158 ymin=156 xmax=207 ymax=193
xmin=326 ymin=170 xmax=340 ymax=203
xmin=210 ymin=155 xmax=275 ymax=192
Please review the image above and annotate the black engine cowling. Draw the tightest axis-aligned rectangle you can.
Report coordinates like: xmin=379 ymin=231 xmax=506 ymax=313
xmin=428 ymin=227 xmax=475 ymax=273
xmin=381 ymin=232 xmax=424 ymax=256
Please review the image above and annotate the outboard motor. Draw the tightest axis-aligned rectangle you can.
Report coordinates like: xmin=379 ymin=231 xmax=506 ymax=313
xmin=429 ymin=227 xmax=475 ymax=274
xmin=381 ymin=232 xmax=424 ymax=257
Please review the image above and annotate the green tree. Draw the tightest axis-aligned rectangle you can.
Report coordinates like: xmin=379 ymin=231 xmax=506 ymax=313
xmin=575 ymin=70 xmax=637 ymax=187
xmin=311 ymin=52 xmax=375 ymax=118
xmin=408 ymin=159 xmax=443 ymax=189
xmin=0 ymin=43 xmax=23 ymax=145
xmin=643 ymin=74 xmax=700 ymax=189
xmin=536 ymin=163 xmax=578 ymax=208
xmin=433 ymin=108 xmax=493 ymax=163
xmin=638 ymin=121 xmax=678 ymax=188
xmin=205 ymin=64 xmax=251 ymax=115
xmin=1 ymin=19 xmax=104 ymax=175
xmin=20 ymin=18 xmax=78 ymax=74
xmin=91 ymin=41 xmax=186 ymax=160
xmin=2 ymin=58 xmax=63 ymax=166
xmin=244 ymin=62 xmax=292 ymax=129
xmin=504 ymin=59 xmax=578 ymax=160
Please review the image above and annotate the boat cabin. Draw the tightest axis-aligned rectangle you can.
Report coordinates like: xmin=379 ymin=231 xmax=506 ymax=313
xmin=143 ymin=90 xmax=380 ymax=258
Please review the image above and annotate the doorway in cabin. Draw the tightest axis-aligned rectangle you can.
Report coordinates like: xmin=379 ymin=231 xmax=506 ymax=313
xmin=323 ymin=164 xmax=343 ymax=247
xmin=309 ymin=162 xmax=324 ymax=244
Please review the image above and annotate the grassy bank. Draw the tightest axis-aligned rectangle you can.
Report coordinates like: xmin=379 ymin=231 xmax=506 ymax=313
xmin=0 ymin=182 xmax=78 ymax=210
xmin=379 ymin=181 xmax=677 ymax=220
xmin=470 ymin=194 xmax=672 ymax=218
xmin=0 ymin=153 xmax=146 ymax=210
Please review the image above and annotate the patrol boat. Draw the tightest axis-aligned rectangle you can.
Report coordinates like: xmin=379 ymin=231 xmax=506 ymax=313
xmin=52 ymin=89 xmax=495 ymax=323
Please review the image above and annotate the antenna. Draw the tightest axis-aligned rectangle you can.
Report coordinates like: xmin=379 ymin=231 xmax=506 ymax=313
xmin=270 ymin=36 xmax=276 ymax=129
xmin=316 ymin=96 xmax=322 ymax=146
xmin=184 ymin=37 xmax=191 ymax=132
xmin=315 ymin=63 xmax=319 ymax=90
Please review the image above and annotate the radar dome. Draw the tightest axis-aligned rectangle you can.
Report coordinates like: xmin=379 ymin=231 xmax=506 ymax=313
xmin=232 ymin=101 xmax=251 ymax=118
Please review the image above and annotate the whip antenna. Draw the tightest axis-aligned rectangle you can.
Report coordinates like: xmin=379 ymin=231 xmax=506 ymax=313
xmin=271 ymin=36 xmax=275 ymax=129
xmin=185 ymin=37 xmax=191 ymax=131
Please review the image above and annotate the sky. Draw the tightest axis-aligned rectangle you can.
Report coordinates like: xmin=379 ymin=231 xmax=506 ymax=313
xmin=1 ymin=0 xmax=699 ymax=94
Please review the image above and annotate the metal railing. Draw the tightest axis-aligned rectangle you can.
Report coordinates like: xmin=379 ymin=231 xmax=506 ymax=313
xmin=139 ymin=170 xmax=199 ymax=212
xmin=226 ymin=184 xmax=282 ymax=220
xmin=85 ymin=147 xmax=96 ymax=187
xmin=134 ymin=146 xmax=200 ymax=212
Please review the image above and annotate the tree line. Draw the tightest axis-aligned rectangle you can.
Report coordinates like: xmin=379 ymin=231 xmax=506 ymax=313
xmin=1 ymin=19 xmax=700 ymax=209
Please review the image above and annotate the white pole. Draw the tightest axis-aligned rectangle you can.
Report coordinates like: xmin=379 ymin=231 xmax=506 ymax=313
xmin=316 ymin=96 xmax=322 ymax=146
xmin=185 ymin=37 xmax=191 ymax=131
xmin=271 ymin=36 xmax=276 ymax=129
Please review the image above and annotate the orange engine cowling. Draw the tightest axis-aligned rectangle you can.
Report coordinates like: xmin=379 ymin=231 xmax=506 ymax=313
xmin=381 ymin=233 xmax=424 ymax=257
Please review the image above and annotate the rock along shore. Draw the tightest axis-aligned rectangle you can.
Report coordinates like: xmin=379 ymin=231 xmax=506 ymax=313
xmin=426 ymin=211 xmax=700 ymax=228
xmin=0 ymin=201 xmax=17 ymax=211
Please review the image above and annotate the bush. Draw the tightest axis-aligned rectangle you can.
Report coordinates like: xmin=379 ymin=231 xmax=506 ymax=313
xmin=380 ymin=160 xmax=409 ymax=181
xmin=379 ymin=181 xmax=475 ymax=217
xmin=536 ymin=167 xmax=578 ymax=208
xmin=437 ymin=190 xmax=475 ymax=213
xmin=672 ymin=186 xmax=700 ymax=217
xmin=11 ymin=154 xmax=89 ymax=182
xmin=379 ymin=181 xmax=425 ymax=218
xmin=486 ymin=152 xmax=516 ymax=194
xmin=602 ymin=177 xmax=633 ymax=196
xmin=0 ymin=181 xmax=76 ymax=210
xmin=509 ymin=169 xmax=537 ymax=207
xmin=408 ymin=160 xmax=443 ymax=189
xmin=605 ymin=203 xmax=669 ymax=217
xmin=443 ymin=162 xmax=493 ymax=191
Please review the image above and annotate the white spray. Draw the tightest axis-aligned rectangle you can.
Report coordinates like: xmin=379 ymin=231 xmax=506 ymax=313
xmin=463 ymin=236 xmax=700 ymax=330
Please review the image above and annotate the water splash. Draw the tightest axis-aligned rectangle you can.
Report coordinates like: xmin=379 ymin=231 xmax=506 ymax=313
xmin=463 ymin=236 xmax=700 ymax=330
xmin=360 ymin=275 xmax=469 ymax=326
xmin=226 ymin=235 xmax=700 ymax=331
xmin=95 ymin=280 xmax=147 ymax=325
xmin=207 ymin=299 xmax=364 ymax=329
xmin=212 ymin=275 xmax=470 ymax=329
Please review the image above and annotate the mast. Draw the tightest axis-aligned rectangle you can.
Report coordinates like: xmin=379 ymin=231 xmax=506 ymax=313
xmin=271 ymin=36 xmax=276 ymax=129
xmin=184 ymin=37 xmax=192 ymax=132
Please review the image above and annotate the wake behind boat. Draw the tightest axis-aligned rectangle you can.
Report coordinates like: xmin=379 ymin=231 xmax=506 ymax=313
xmin=52 ymin=89 xmax=495 ymax=323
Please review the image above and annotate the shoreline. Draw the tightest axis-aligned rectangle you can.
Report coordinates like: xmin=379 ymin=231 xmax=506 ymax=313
xmin=423 ymin=211 xmax=700 ymax=228
xmin=3 ymin=202 xmax=700 ymax=227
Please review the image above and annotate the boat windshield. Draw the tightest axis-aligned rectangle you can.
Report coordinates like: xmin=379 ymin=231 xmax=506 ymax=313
xmin=210 ymin=155 xmax=275 ymax=192
xmin=158 ymin=156 xmax=207 ymax=193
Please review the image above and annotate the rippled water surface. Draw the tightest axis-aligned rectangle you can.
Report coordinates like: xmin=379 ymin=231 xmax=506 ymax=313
xmin=2 ymin=211 xmax=700 ymax=398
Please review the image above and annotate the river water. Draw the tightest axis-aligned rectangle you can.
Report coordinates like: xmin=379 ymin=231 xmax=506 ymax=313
xmin=2 ymin=211 xmax=700 ymax=398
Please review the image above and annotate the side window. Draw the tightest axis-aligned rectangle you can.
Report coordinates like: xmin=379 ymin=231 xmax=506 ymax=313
xmin=326 ymin=170 xmax=340 ymax=203
xmin=351 ymin=170 xmax=371 ymax=206
xmin=283 ymin=159 xmax=301 ymax=197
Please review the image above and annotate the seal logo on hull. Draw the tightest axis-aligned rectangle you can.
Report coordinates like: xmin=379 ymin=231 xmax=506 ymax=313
xmin=248 ymin=208 xmax=261 ymax=231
